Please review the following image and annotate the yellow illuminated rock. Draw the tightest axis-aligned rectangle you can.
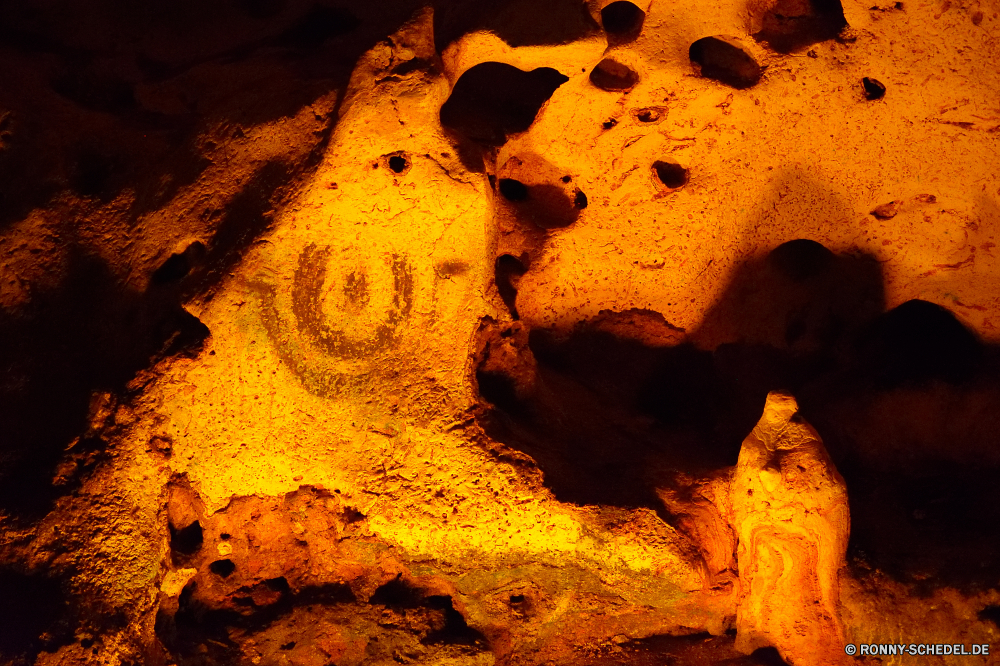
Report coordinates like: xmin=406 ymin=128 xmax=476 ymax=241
xmin=731 ymin=391 xmax=851 ymax=665
xmin=0 ymin=0 xmax=999 ymax=663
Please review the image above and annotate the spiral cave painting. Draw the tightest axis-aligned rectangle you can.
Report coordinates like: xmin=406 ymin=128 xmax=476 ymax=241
xmin=0 ymin=0 xmax=1000 ymax=665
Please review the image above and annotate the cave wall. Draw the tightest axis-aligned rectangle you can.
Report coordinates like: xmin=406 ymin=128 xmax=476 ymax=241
xmin=1 ymin=0 xmax=1000 ymax=664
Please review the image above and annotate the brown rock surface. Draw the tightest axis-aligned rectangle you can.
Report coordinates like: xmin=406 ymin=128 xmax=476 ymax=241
xmin=1 ymin=0 xmax=1000 ymax=663
xmin=731 ymin=392 xmax=850 ymax=665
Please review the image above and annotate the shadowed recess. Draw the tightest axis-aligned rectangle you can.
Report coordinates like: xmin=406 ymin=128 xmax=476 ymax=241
xmin=0 ymin=570 xmax=71 ymax=661
xmin=590 ymin=58 xmax=639 ymax=91
xmin=582 ymin=633 xmax=791 ymax=665
xmin=862 ymin=77 xmax=887 ymax=100
xmin=602 ymin=1 xmax=645 ymax=43
xmin=0 ymin=251 xmax=209 ymax=519
xmin=440 ymin=63 xmax=569 ymax=145
xmin=856 ymin=299 xmax=982 ymax=388
xmin=751 ymin=0 xmax=847 ymax=52
xmin=433 ymin=0 xmax=600 ymax=51
xmin=495 ymin=254 xmax=528 ymax=319
xmin=499 ymin=182 xmax=586 ymax=229
xmin=275 ymin=4 xmax=360 ymax=50
xmin=689 ymin=36 xmax=762 ymax=88
xmin=653 ymin=160 xmax=688 ymax=189
xmin=209 ymin=559 xmax=236 ymax=578
xmin=768 ymin=239 xmax=835 ymax=282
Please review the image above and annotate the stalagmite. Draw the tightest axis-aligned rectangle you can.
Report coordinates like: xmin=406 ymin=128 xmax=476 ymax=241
xmin=732 ymin=391 xmax=851 ymax=665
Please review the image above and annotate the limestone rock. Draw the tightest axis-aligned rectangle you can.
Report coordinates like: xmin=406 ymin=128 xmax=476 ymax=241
xmin=732 ymin=391 xmax=851 ymax=665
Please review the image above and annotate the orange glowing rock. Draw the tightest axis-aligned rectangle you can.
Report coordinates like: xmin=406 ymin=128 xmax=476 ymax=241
xmin=731 ymin=391 xmax=851 ymax=665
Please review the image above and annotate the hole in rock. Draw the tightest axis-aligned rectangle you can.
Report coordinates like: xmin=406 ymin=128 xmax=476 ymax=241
xmin=280 ymin=641 xmax=296 ymax=650
xmin=498 ymin=178 xmax=529 ymax=201
xmin=440 ymin=63 xmax=569 ymax=145
xmin=561 ymin=175 xmax=572 ymax=183
xmin=602 ymin=118 xmax=618 ymax=129
xmin=653 ymin=161 xmax=688 ymax=189
xmin=369 ymin=576 xmax=425 ymax=607
xmin=152 ymin=242 xmax=206 ymax=285
xmin=495 ymin=254 xmax=528 ymax=319
xmin=170 ymin=521 xmax=204 ymax=557
xmin=209 ymin=559 xmax=236 ymax=578
xmin=500 ymin=182 xmax=584 ymax=229
xmin=856 ymin=299 xmax=982 ymax=388
xmin=590 ymin=58 xmax=639 ymax=91
xmin=752 ymin=0 xmax=847 ymax=52
xmin=264 ymin=577 xmax=290 ymax=594
xmin=601 ymin=2 xmax=645 ymax=42
xmin=388 ymin=154 xmax=408 ymax=173
xmin=689 ymin=36 xmax=762 ymax=88
xmin=476 ymin=365 xmax=530 ymax=418
xmin=422 ymin=596 xmax=489 ymax=647
xmin=632 ymin=106 xmax=666 ymax=123
xmin=862 ymin=77 xmax=886 ymax=100
xmin=509 ymin=594 xmax=526 ymax=604
xmin=768 ymin=239 xmax=835 ymax=282
xmin=750 ymin=647 xmax=792 ymax=665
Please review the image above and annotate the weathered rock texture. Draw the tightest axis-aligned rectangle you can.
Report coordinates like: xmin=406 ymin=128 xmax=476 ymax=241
xmin=732 ymin=392 xmax=850 ymax=665
xmin=1 ymin=0 xmax=1000 ymax=663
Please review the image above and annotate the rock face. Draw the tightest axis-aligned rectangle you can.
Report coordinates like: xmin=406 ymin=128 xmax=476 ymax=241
xmin=2 ymin=0 xmax=1000 ymax=663
xmin=732 ymin=392 xmax=850 ymax=665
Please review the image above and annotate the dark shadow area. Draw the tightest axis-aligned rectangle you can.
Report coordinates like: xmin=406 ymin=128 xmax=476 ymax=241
xmin=475 ymin=244 xmax=885 ymax=507
xmin=369 ymin=576 xmax=427 ymax=607
xmin=689 ymin=36 xmax=762 ymax=89
xmin=440 ymin=62 xmax=569 ymax=146
xmin=752 ymin=0 xmax=847 ymax=53
xmin=495 ymin=254 xmax=528 ymax=319
xmin=653 ymin=160 xmax=689 ymax=189
xmin=0 ymin=251 xmax=209 ymax=520
xmin=433 ymin=0 xmax=600 ymax=51
xmin=209 ymin=559 xmax=237 ymax=578
xmin=855 ymin=299 xmax=981 ymax=388
xmin=602 ymin=1 xmax=645 ymax=44
xmin=498 ymin=182 xmax=584 ymax=229
xmin=584 ymin=632 xmax=790 ymax=665
xmin=422 ymin=596 xmax=489 ymax=647
xmin=862 ymin=76 xmax=887 ymax=100
xmin=0 ymin=0 xmax=437 ymax=230
xmin=238 ymin=0 xmax=288 ymax=20
xmin=0 ymin=569 xmax=74 ymax=663
xmin=274 ymin=4 xmax=360 ymax=50
xmin=192 ymin=159 xmax=292 ymax=294
xmin=474 ymin=232 xmax=1000 ymax=591
xmin=152 ymin=241 xmax=206 ymax=285
xmin=170 ymin=521 xmax=204 ymax=560
xmin=158 ymin=567 xmax=488 ymax=665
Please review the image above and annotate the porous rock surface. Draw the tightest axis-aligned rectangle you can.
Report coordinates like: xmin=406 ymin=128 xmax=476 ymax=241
xmin=0 ymin=0 xmax=999 ymax=664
